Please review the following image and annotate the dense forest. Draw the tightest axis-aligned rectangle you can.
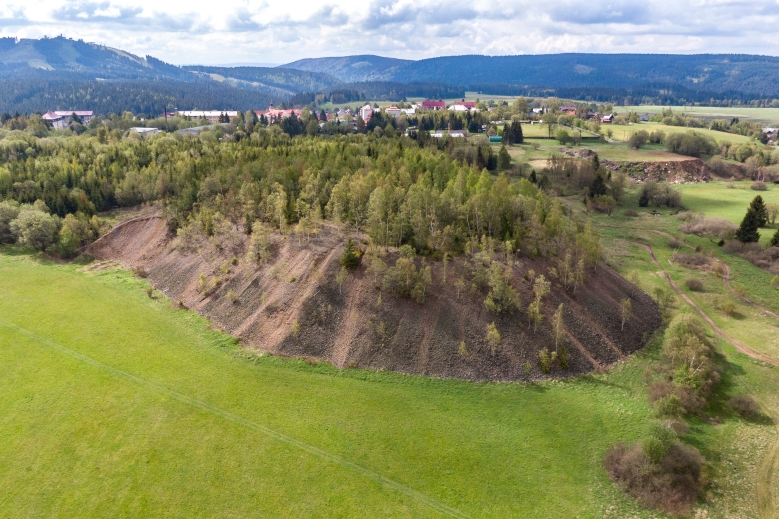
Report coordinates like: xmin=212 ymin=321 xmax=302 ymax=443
xmin=0 ymin=78 xmax=280 ymax=115
xmin=0 ymin=119 xmax=600 ymax=277
xmin=287 ymin=53 xmax=779 ymax=97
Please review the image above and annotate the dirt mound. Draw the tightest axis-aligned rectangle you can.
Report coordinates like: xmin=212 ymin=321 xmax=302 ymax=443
xmin=602 ymin=158 xmax=711 ymax=183
xmin=88 ymin=215 xmax=662 ymax=382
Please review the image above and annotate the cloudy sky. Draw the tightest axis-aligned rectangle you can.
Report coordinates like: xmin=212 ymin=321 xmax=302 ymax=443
xmin=0 ymin=0 xmax=777 ymax=65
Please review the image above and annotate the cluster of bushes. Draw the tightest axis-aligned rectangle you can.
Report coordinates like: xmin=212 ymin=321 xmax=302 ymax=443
xmin=664 ymin=131 xmax=717 ymax=158
xmin=606 ymin=313 xmax=723 ymax=515
xmin=638 ymin=181 xmax=683 ymax=208
xmin=627 ymin=129 xmax=664 ymax=149
xmin=0 ymin=199 xmax=101 ymax=257
xmin=677 ymin=212 xmax=738 ymax=240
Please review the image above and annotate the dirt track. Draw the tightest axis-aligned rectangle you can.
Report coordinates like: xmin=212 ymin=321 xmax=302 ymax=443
xmin=635 ymin=241 xmax=779 ymax=366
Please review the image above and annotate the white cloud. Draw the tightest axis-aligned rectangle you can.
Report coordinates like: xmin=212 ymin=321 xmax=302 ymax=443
xmin=0 ymin=0 xmax=777 ymax=64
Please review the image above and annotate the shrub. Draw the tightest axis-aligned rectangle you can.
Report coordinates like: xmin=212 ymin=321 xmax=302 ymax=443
xmin=685 ymin=278 xmax=704 ymax=291
xmin=0 ymin=201 xmax=20 ymax=243
xmin=132 ymin=266 xmax=149 ymax=278
xmin=675 ymin=253 xmax=709 ymax=269
xmin=720 ymin=300 xmax=736 ymax=316
xmin=226 ymin=290 xmax=239 ymax=304
xmin=729 ymin=394 xmax=760 ymax=418
xmin=751 ymin=181 xmax=768 ymax=191
xmin=604 ymin=439 xmax=703 ymax=515
xmin=623 ymin=209 xmax=638 ymax=217
xmin=668 ymin=239 xmax=682 ymax=249
xmin=678 ymin=215 xmax=737 ymax=239
xmin=10 ymin=208 xmax=61 ymax=251
xmin=146 ymin=287 xmax=153 ymax=298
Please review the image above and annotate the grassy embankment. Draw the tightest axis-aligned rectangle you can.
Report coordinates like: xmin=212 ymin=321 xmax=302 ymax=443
xmin=0 ymin=247 xmax=666 ymax=518
xmin=562 ymin=182 xmax=779 ymax=518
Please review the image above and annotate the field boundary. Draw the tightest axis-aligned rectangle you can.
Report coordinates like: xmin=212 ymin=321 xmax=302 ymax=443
xmin=0 ymin=316 xmax=472 ymax=519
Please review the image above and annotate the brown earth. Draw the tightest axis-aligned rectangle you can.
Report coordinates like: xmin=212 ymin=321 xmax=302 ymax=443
xmin=88 ymin=214 xmax=662 ymax=382
xmin=601 ymin=158 xmax=711 ymax=183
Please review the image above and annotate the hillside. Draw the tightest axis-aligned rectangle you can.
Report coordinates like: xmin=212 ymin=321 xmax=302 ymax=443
xmin=88 ymin=214 xmax=662 ymax=382
xmin=282 ymin=53 xmax=779 ymax=96
xmin=281 ymin=55 xmax=411 ymax=83
xmin=183 ymin=65 xmax=342 ymax=96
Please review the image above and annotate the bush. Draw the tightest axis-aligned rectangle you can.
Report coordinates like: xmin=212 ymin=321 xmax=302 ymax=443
xmin=751 ymin=181 xmax=768 ymax=191
xmin=678 ymin=215 xmax=737 ymax=239
xmin=719 ymin=300 xmax=736 ymax=316
xmin=729 ymin=394 xmax=761 ymax=418
xmin=665 ymin=131 xmax=717 ymax=157
xmin=0 ymin=200 xmax=20 ymax=243
xmin=604 ymin=439 xmax=703 ymax=515
xmin=10 ymin=208 xmax=61 ymax=251
xmin=132 ymin=266 xmax=148 ymax=278
xmin=623 ymin=209 xmax=638 ymax=217
xmin=685 ymin=278 xmax=704 ymax=291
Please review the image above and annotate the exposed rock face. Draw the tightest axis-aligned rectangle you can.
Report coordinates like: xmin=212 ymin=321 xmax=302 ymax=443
xmin=601 ymin=158 xmax=711 ymax=183
xmin=88 ymin=214 xmax=662 ymax=382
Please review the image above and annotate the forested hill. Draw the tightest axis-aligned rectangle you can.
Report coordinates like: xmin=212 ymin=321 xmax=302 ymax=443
xmin=282 ymin=53 xmax=779 ymax=96
xmin=280 ymin=55 xmax=411 ymax=83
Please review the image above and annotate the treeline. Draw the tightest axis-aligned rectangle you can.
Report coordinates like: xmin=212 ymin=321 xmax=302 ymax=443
xmin=0 ymin=128 xmax=598 ymax=271
xmin=468 ymin=83 xmax=779 ymax=107
xmin=290 ymin=82 xmax=465 ymax=107
xmin=0 ymin=78 xmax=281 ymax=115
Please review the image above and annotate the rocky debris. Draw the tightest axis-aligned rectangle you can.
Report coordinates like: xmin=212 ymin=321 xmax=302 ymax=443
xmin=88 ymin=214 xmax=663 ymax=382
xmin=601 ymin=158 xmax=710 ymax=183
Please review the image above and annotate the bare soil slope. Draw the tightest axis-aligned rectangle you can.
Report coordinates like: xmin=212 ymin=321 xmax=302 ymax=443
xmin=88 ymin=215 xmax=662 ymax=381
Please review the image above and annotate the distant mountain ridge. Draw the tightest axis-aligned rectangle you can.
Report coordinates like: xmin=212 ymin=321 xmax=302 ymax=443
xmin=282 ymin=53 xmax=779 ymax=96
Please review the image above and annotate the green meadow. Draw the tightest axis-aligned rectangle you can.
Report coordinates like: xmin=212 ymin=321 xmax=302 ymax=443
xmin=0 ymin=248 xmax=665 ymax=519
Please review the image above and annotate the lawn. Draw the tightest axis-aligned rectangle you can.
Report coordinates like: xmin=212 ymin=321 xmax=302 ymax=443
xmin=607 ymin=122 xmax=753 ymax=146
xmin=0 ymin=248 xmax=671 ymax=519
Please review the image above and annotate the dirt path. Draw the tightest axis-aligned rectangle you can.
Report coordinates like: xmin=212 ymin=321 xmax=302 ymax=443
xmin=648 ymin=230 xmax=779 ymax=320
xmin=634 ymin=241 xmax=779 ymax=366
xmin=635 ymin=240 xmax=779 ymax=518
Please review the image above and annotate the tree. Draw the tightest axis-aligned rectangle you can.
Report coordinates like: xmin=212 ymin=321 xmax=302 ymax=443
xmin=555 ymin=128 xmax=570 ymax=145
xmin=771 ymin=229 xmax=779 ymax=248
xmin=341 ymin=238 xmax=362 ymax=269
xmin=498 ymin=146 xmax=511 ymax=170
xmin=10 ymin=208 xmax=61 ymax=251
xmin=552 ymin=303 xmax=565 ymax=353
xmin=336 ymin=266 xmax=347 ymax=295
xmin=527 ymin=300 xmax=543 ymax=333
xmin=771 ymin=275 xmax=779 ymax=289
xmin=484 ymin=262 xmax=520 ymax=313
xmin=736 ymin=208 xmax=761 ymax=243
xmin=621 ymin=298 xmax=632 ymax=331
xmin=0 ymin=201 xmax=20 ymax=243
xmin=589 ymin=173 xmax=607 ymax=197
xmin=246 ymin=227 xmax=271 ymax=264
xmin=767 ymin=203 xmax=779 ymax=226
xmin=486 ymin=322 xmax=501 ymax=357
xmin=749 ymin=195 xmax=769 ymax=228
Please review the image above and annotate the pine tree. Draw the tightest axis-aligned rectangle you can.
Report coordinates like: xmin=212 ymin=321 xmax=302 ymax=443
xmin=529 ymin=170 xmax=537 ymax=184
xmin=736 ymin=208 xmax=761 ymax=243
xmin=771 ymin=228 xmax=779 ymax=248
xmin=589 ymin=173 xmax=607 ymax=197
xmin=498 ymin=146 xmax=511 ymax=170
xmin=749 ymin=195 xmax=768 ymax=228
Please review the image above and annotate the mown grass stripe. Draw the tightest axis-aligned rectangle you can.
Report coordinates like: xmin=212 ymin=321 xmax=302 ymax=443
xmin=0 ymin=317 xmax=471 ymax=519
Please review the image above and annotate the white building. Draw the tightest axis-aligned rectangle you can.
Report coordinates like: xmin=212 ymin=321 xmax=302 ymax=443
xmin=384 ymin=106 xmax=401 ymax=118
xmin=359 ymin=104 xmax=373 ymax=121
xmin=42 ymin=110 xmax=94 ymax=129
xmin=129 ymin=127 xmax=162 ymax=137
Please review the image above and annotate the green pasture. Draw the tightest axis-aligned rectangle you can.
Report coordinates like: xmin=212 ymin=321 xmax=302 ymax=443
xmin=0 ymin=248 xmax=674 ymax=519
xmin=606 ymin=122 xmax=753 ymax=145
xmin=615 ymin=106 xmax=779 ymax=126
xmin=677 ymin=181 xmax=779 ymax=246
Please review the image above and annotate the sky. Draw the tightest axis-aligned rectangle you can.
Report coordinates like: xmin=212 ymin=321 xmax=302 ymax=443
xmin=0 ymin=0 xmax=777 ymax=65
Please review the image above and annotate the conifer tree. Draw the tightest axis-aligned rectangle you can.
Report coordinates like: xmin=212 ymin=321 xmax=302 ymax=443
xmin=770 ymin=228 xmax=779 ymax=248
xmin=736 ymin=208 xmax=761 ymax=243
xmin=749 ymin=195 xmax=768 ymax=228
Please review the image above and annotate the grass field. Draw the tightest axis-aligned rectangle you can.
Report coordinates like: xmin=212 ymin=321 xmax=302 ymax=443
xmin=615 ymin=106 xmax=779 ymax=126
xmin=0 ymin=248 xmax=681 ymax=519
xmin=677 ymin=181 xmax=779 ymax=246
